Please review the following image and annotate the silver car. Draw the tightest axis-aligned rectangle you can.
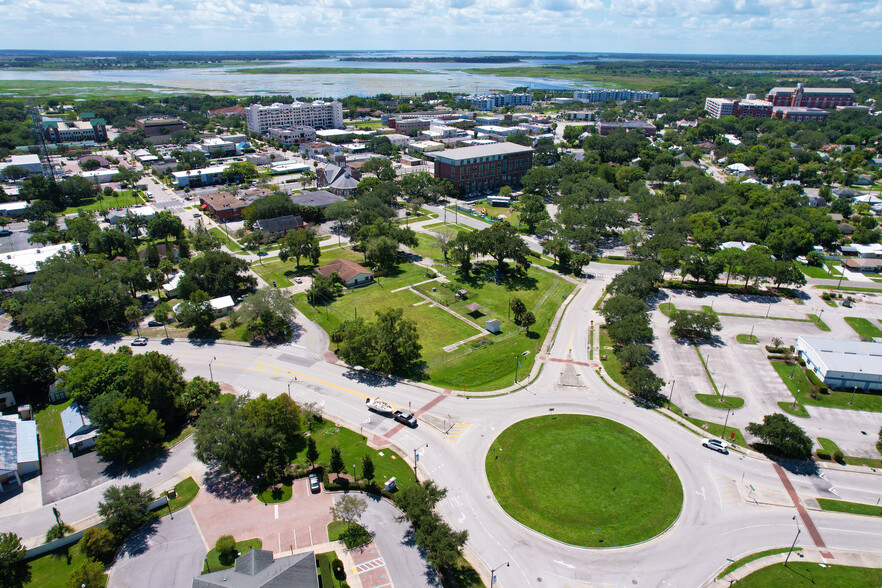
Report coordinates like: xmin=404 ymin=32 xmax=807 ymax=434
xmin=702 ymin=438 xmax=728 ymax=454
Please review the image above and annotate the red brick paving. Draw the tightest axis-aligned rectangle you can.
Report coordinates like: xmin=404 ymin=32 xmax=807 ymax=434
xmin=773 ymin=463 xmax=834 ymax=559
xmin=351 ymin=541 xmax=393 ymax=588
xmin=190 ymin=476 xmax=333 ymax=554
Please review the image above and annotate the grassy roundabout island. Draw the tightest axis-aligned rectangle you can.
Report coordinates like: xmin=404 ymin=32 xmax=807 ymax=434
xmin=486 ymin=414 xmax=683 ymax=547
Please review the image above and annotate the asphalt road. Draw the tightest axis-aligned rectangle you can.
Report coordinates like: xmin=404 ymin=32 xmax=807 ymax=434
xmin=2 ymin=262 xmax=881 ymax=587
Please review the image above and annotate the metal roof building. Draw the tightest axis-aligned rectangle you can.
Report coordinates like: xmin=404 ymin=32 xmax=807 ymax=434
xmin=795 ymin=337 xmax=882 ymax=391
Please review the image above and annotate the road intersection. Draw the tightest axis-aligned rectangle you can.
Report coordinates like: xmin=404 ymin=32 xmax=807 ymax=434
xmin=2 ymin=262 xmax=881 ymax=587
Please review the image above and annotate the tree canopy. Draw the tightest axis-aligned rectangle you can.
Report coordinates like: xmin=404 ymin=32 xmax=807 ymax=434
xmin=331 ymin=307 xmax=422 ymax=375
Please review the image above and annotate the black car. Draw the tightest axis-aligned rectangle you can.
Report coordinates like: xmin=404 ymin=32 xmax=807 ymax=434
xmin=393 ymin=410 xmax=417 ymax=428
xmin=0 ymin=229 xmax=11 ymax=236
xmin=148 ymin=320 xmax=164 ymax=327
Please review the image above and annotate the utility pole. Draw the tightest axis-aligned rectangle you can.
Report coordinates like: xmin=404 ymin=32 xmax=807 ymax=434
xmin=413 ymin=443 xmax=428 ymax=482
xmin=208 ymin=356 xmax=216 ymax=381
xmin=721 ymin=408 xmax=732 ymax=442
xmin=287 ymin=375 xmax=297 ymax=398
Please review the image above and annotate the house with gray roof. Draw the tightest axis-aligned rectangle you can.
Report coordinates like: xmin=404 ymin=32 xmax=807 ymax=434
xmin=193 ymin=549 xmax=318 ymax=588
xmin=60 ymin=401 xmax=98 ymax=452
xmin=253 ymin=215 xmax=304 ymax=238
xmin=0 ymin=417 xmax=40 ymax=490
xmin=289 ymin=190 xmax=345 ymax=209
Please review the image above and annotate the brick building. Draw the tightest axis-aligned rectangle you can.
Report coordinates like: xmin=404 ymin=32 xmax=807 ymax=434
xmin=432 ymin=143 xmax=533 ymax=194
xmin=771 ymin=106 xmax=830 ymax=123
xmin=704 ymin=96 xmax=773 ymax=119
xmin=765 ymin=84 xmax=854 ymax=109
xmin=199 ymin=192 xmax=249 ymax=221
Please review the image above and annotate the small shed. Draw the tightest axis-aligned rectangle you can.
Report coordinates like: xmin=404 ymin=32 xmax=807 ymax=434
xmin=485 ymin=319 xmax=501 ymax=333
xmin=456 ymin=289 xmax=468 ymax=300
xmin=61 ymin=401 xmax=98 ymax=452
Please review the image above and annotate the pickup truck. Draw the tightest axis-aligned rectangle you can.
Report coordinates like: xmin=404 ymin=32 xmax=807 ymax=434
xmin=393 ymin=410 xmax=417 ymax=428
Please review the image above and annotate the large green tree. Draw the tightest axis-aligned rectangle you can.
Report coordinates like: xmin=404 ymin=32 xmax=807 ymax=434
xmin=233 ymin=288 xmax=296 ymax=341
xmin=746 ymin=413 xmax=813 ymax=460
xmin=98 ymin=484 xmax=155 ymax=539
xmin=475 ymin=221 xmax=530 ymax=272
xmin=0 ymin=340 xmax=64 ymax=404
xmin=331 ymin=308 xmax=422 ymax=375
xmin=278 ymin=228 xmax=320 ymax=267
xmin=178 ymin=250 xmax=256 ymax=298
xmin=90 ymin=394 xmax=165 ymax=466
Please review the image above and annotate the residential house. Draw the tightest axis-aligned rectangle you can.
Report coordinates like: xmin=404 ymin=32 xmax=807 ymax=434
xmin=843 ymin=258 xmax=882 ymax=273
xmin=253 ymin=215 xmax=304 ymax=238
xmin=315 ymin=258 xmax=373 ymax=288
xmin=289 ymin=190 xmax=345 ymax=209
xmin=209 ymin=295 xmax=235 ymax=317
xmin=0 ymin=417 xmax=40 ymax=490
xmin=193 ymin=549 xmax=318 ymax=588
xmin=60 ymin=401 xmax=98 ymax=452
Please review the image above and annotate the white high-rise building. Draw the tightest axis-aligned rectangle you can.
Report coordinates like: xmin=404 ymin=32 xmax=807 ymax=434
xmin=245 ymin=101 xmax=344 ymax=133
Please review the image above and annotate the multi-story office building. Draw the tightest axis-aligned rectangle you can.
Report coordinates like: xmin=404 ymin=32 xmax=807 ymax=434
xmin=466 ymin=93 xmax=533 ymax=111
xmin=43 ymin=119 xmax=107 ymax=143
xmin=432 ymin=143 xmax=533 ymax=194
xmin=771 ymin=106 xmax=830 ymax=123
xmin=245 ymin=101 xmax=343 ymax=134
xmin=135 ymin=117 xmax=185 ymax=136
xmin=268 ymin=126 xmax=316 ymax=147
xmin=704 ymin=96 xmax=774 ymax=119
xmin=766 ymin=84 xmax=854 ymax=109
xmin=573 ymin=89 xmax=660 ymax=103
xmin=388 ymin=118 xmax=431 ymax=135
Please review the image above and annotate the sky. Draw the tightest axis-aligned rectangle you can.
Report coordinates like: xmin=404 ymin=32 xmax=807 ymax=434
xmin=3 ymin=0 xmax=882 ymax=54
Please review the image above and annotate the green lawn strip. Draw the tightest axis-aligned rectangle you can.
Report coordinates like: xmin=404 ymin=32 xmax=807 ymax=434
xmin=843 ymin=455 xmax=882 ymax=468
xmin=22 ymin=538 xmax=107 ymax=588
xmin=316 ymin=551 xmax=343 ymax=588
xmin=35 ymin=398 xmax=74 ymax=455
xmin=736 ymin=334 xmax=759 ymax=344
xmin=823 ymin=297 xmax=838 ymax=307
xmin=163 ymin=424 xmax=194 ymax=449
xmin=203 ymin=539 xmax=262 ymax=574
xmin=685 ymin=416 xmax=747 ymax=447
xmin=816 ymin=285 xmax=882 ymax=293
xmin=736 ymin=562 xmax=882 ymax=587
xmin=598 ymin=328 xmax=628 ymax=390
xmin=218 ymin=321 xmax=250 ymax=342
xmin=327 ymin=521 xmax=371 ymax=549
xmin=252 ymin=246 xmax=367 ymax=287
xmin=806 ymin=313 xmax=831 ymax=331
xmin=209 ymin=227 xmax=244 ymax=253
xmin=844 ymin=316 xmax=882 ymax=340
xmin=592 ymin=257 xmax=640 ymax=265
xmin=770 ymin=359 xmax=882 ymax=413
xmin=592 ymin=287 xmax=608 ymax=310
xmin=256 ymin=484 xmax=293 ymax=504
xmin=695 ymin=394 xmax=745 ymax=409
xmin=658 ymin=302 xmax=675 ymax=317
xmin=796 ymin=263 xmax=834 ymax=279
xmin=441 ymin=554 xmax=486 ymax=588
xmin=717 ymin=547 xmax=801 ymax=579
xmin=485 ymin=415 xmax=683 ymax=547
xmin=694 ymin=345 xmax=720 ymax=395
xmin=164 ymin=476 xmax=200 ymax=513
xmin=716 ymin=311 xmax=811 ymax=322
xmin=777 ymin=401 xmax=810 ymax=418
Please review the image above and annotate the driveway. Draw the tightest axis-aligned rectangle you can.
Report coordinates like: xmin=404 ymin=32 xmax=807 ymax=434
xmin=41 ymin=449 xmax=114 ymax=504
xmin=108 ymin=508 xmax=206 ymax=588
xmin=189 ymin=471 xmax=333 ymax=554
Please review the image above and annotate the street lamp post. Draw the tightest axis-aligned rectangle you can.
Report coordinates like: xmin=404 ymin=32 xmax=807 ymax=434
xmin=784 ymin=516 xmax=801 ymax=566
xmin=490 ymin=562 xmax=510 ymax=588
xmin=850 ymin=385 xmax=859 ymax=406
xmin=413 ymin=443 xmax=428 ymax=482
xmin=287 ymin=375 xmax=297 ymax=398
xmin=667 ymin=380 xmax=676 ymax=410
xmin=719 ymin=383 xmax=727 ymax=402
xmin=208 ymin=356 xmax=216 ymax=381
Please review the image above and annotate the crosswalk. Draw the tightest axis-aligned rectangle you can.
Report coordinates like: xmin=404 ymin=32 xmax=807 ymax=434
xmin=713 ymin=472 xmax=742 ymax=506
xmin=444 ymin=422 xmax=472 ymax=445
xmin=355 ymin=557 xmax=386 ymax=574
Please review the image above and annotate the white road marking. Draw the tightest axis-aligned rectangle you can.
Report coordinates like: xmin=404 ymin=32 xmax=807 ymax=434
xmin=554 ymin=560 xmax=576 ymax=569
xmin=309 ymin=525 xmax=313 ymax=545
xmin=274 ymin=504 xmax=279 ymax=519
xmin=696 ymin=486 xmax=707 ymax=501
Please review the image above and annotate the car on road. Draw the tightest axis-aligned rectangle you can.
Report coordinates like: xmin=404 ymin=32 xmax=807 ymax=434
xmin=308 ymin=473 xmax=320 ymax=493
xmin=132 ymin=337 xmax=149 ymax=346
xmin=147 ymin=320 xmax=164 ymax=327
xmin=294 ymin=277 xmax=303 ymax=284
xmin=702 ymin=438 xmax=728 ymax=454
xmin=0 ymin=229 xmax=11 ymax=237
xmin=393 ymin=410 xmax=417 ymax=428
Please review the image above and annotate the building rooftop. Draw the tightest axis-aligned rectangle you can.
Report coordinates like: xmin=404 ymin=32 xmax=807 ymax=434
xmin=431 ymin=142 xmax=532 ymax=162
xmin=0 ymin=419 xmax=16 ymax=473
xmin=172 ymin=165 xmax=230 ymax=179
xmin=7 ymin=154 xmax=41 ymax=167
xmin=60 ymin=401 xmax=94 ymax=440
xmin=200 ymin=192 xmax=249 ymax=211
xmin=193 ymin=549 xmax=318 ymax=588
xmin=289 ymin=190 xmax=345 ymax=209
xmin=797 ymin=336 xmax=882 ymax=378
xmin=316 ymin=258 xmax=372 ymax=283
xmin=773 ymin=106 xmax=829 ymax=114
xmin=769 ymin=87 xmax=855 ymax=94
xmin=253 ymin=215 xmax=303 ymax=234
xmin=1 ymin=243 xmax=75 ymax=274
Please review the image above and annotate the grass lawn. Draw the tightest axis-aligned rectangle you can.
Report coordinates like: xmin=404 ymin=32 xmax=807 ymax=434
xmin=344 ymin=120 xmax=385 ymax=130
xmin=695 ymin=394 xmax=745 ymax=409
xmin=816 ymin=285 xmax=882 ymax=293
xmin=35 ymin=398 xmax=74 ymax=455
xmin=210 ymin=227 xmax=244 ymax=253
xmin=61 ymin=190 xmax=145 ymax=215
xmin=22 ymin=539 xmax=107 ymax=588
xmin=685 ymin=416 xmax=747 ymax=448
xmin=485 ymin=415 xmax=683 ymax=547
xmin=770 ymin=360 xmax=882 ymax=413
xmin=844 ymin=316 xmax=882 ymax=340
xmin=327 ymin=520 xmax=371 ymax=549
xmin=165 ymin=476 xmax=200 ymax=513
xmin=807 ymin=314 xmax=831 ymax=331
xmin=797 ymin=263 xmax=835 ymax=279
xmin=256 ymin=484 xmax=293 ymax=504
xmin=298 ymin=419 xmax=416 ymax=493
xmin=599 ymin=328 xmax=628 ymax=390
xmin=163 ymin=424 xmax=194 ymax=449
xmin=316 ymin=551 xmax=347 ymax=588
xmin=816 ymin=498 xmax=882 ymax=517
xmin=736 ymin=334 xmax=759 ymax=344
xmin=777 ymin=401 xmax=810 ymax=418
xmin=736 ymin=562 xmax=882 ymax=587
xmin=252 ymin=246 xmax=365 ymax=288
xmin=717 ymin=547 xmax=801 ymax=579
xmin=203 ymin=538 xmax=262 ymax=573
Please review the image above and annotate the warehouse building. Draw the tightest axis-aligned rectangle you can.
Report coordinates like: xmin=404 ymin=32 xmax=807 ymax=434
xmin=795 ymin=337 xmax=882 ymax=392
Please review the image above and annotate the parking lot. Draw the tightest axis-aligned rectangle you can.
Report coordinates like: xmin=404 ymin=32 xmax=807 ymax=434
xmin=41 ymin=449 xmax=114 ymax=504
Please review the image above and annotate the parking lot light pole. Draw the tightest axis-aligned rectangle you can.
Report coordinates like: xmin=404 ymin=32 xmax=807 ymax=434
xmin=784 ymin=516 xmax=801 ymax=566
xmin=850 ymin=385 xmax=859 ymax=405
xmin=667 ymin=380 xmax=676 ymax=410
xmin=721 ymin=408 xmax=732 ymax=442
xmin=490 ymin=562 xmax=510 ymax=588
xmin=208 ymin=356 xmax=216 ymax=381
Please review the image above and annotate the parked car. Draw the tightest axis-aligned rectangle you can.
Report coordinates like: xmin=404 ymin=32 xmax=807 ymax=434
xmin=0 ymin=229 xmax=12 ymax=237
xmin=132 ymin=337 xmax=149 ymax=346
xmin=701 ymin=438 xmax=728 ymax=454
xmin=147 ymin=320 xmax=164 ymax=327
xmin=294 ymin=277 xmax=303 ymax=284
xmin=393 ymin=410 xmax=418 ymax=428
xmin=309 ymin=473 xmax=320 ymax=493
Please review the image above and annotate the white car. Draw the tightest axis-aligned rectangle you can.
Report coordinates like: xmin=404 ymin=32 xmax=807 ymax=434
xmin=294 ymin=277 xmax=303 ymax=284
xmin=702 ymin=438 xmax=728 ymax=454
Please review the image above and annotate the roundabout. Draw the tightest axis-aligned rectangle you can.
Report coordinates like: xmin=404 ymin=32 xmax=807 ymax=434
xmin=485 ymin=414 xmax=684 ymax=548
